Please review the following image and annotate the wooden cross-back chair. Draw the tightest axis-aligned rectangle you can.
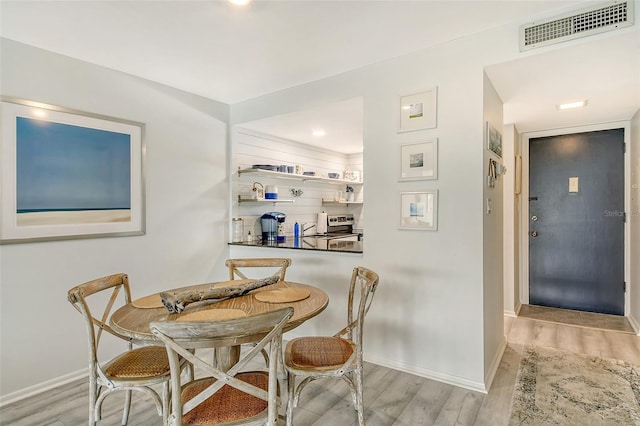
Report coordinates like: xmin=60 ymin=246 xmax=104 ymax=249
xmin=67 ymin=273 xmax=171 ymax=425
xmin=225 ymin=258 xmax=292 ymax=282
xmin=151 ymin=307 xmax=294 ymax=426
xmin=224 ymin=257 xmax=292 ymax=365
xmin=284 ymin=266 xmax=380 ymax=426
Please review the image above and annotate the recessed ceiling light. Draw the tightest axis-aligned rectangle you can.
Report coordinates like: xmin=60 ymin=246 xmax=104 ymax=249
xmin=312 ymin=129 xmax=326 ymax=137
xmin=558 ymin=100 xmax=588 ymax=110
xmin=229 ymin=0 xmax=251 ymax=5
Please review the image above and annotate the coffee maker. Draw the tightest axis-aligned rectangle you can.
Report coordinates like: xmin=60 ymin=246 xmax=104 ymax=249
xmin=261 ymin=212 xmax=286 ymax=242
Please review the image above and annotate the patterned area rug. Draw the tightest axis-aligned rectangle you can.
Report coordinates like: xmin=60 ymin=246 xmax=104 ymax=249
xmin=509 ymin=345 xmax=640 ymax=425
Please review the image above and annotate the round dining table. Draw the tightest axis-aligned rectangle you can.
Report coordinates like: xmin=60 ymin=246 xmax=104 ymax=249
xmin=110 ymin=279 xmax=328 ymax=369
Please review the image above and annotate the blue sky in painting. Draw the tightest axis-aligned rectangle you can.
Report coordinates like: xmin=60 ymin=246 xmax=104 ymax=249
xmin=16 ymin=117 xmax=131 ymax=211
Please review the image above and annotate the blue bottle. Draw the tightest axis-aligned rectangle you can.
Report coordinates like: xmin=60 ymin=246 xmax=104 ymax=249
xmin=294 ymin=221 xmax=300 ymax=239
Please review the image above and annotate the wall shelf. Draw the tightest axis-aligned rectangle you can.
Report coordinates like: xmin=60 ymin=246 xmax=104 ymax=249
xmin=238 ymin=196 xmax=294 ymax=204
xmin=322 ymin=199 xmax=363 ymax=206
xmin=237 ymin=167 xmax=363 ymax=186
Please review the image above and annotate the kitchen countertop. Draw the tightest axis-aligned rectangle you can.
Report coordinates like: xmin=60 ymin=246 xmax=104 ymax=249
xmin=228 ymin=236 xmax=363 ymax=254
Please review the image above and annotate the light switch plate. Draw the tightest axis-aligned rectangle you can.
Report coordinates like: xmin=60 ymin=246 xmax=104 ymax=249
xmin=569 ymin=177 xmax=579 ymax=193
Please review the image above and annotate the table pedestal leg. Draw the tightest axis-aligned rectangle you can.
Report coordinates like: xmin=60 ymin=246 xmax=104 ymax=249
xmin=214 ymin=345 xmax=241 ymax=372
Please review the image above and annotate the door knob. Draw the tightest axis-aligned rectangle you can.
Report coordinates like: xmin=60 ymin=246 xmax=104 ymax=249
xmin=530 ymin=231 xmax=538 ymax=237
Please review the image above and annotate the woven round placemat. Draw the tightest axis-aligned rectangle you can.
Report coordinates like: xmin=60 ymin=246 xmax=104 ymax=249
xmin=254 ymin=288 xmax=310 ymax=303
xmin=131 ymin=293 xmax=164 ymax=309
xmin=176 ymin=308 xmax=247 ymax=322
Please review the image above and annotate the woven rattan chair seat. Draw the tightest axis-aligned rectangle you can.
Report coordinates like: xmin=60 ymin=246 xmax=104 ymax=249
xmin=104 ymin=346 xmax=171 ymax=378
xmin=288 ymin=336 xmax=355 ymax=369
xmin=181 ymin=373 xmax=270 ymax=424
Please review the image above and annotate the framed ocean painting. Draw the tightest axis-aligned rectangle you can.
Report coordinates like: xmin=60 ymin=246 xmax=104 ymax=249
xmin=399 ymin=190 xmax=438 ymax=231
xmin=0 ymin=98 xmax=145 ymax=243
xmin=399 ymin=139 xmax=438 ymax=181
xmin=398 ymin=87 xmax=437 ymax=132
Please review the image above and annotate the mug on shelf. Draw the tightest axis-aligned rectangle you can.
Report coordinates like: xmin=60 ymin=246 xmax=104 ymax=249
xmin=265 ymin=185 xmax=278 ymax=199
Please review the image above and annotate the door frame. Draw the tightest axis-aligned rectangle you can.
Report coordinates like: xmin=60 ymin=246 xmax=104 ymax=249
xmin=519 ymin=121 xmax=631 ymax=314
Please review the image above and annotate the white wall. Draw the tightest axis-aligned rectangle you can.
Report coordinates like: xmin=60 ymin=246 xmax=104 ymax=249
xmin=230 ymin=28 xmax=515 ymax=391
xmin=482 ymin=73 xmax=506 ymax=387
xmin=0 ymin=39 xmax=231 ymax=400
xmin=630 ymin=109 xmax=640 ymax=332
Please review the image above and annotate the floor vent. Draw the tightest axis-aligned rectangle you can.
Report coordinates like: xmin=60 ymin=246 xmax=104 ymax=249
xmin=520 ymin=0 xmax=634 ymax=51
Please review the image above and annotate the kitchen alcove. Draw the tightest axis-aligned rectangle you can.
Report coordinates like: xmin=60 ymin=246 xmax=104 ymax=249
xmin=231 ymin=96 xmax=364 ymax=242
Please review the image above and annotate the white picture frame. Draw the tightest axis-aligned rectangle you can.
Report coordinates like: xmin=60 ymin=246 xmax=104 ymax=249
xmin=399 ymin=139 xmax=438 ymax=181
xmin=399 ymin=190 xmax=438 ymax=231
xmin=398 ymin=87 xmax=437 ymax=132
xmin=0 ymin=97 xmax=145 ymax=244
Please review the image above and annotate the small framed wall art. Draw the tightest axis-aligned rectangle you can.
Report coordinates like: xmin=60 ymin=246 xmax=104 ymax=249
xmin=399 ymin=139 xmax=438 ymax=181
xmin=399 ymin=190 xmax=438 ymax=231
xmin=398 ymin=87 xmax=437 ymax=132
xmin=486 ymin=121 xmax=502 ymax=158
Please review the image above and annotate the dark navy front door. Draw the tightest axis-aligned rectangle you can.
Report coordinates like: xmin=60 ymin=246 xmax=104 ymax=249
xmin=529 ymin=129 xmax=625 ymax=315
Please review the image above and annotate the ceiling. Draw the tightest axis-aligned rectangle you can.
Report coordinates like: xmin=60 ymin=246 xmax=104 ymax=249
xmin=238 ymin=96 xmax=364 ymax=154
xmin=1 ymin=1 xmax=638 ymax=153
xmin=486 ymin=30 xmax=639 ymax=134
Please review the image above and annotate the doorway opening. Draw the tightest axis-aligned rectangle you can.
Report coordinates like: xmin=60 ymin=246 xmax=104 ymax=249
xmin=520 ymin=124 xmax=630 ymax=316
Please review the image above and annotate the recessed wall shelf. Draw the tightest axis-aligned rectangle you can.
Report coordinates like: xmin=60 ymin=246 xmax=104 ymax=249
xmin=237 ymin=167 xmax=362 ymax=186
xmin=237 ymin=196 xmax=294 ymax=204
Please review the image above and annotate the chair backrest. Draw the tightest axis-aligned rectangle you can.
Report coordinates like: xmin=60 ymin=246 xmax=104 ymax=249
xmin=336 ymin=267 xmax=380 ymax=346
xmin=225 ymin=258 xmax=292 ymax=281
xmin=67 ymin=273 xmax=133 ymax=375
xmin=151 ymin=307 xmax=294 ymax=426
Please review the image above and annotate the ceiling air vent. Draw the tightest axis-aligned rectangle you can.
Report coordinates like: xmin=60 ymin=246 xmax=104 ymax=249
xmin=520 ymin=0 xmax=634 ymax=51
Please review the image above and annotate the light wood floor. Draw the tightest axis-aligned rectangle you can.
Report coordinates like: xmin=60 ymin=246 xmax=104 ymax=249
xmin=2 ymin=308 xmax=639 ymax=426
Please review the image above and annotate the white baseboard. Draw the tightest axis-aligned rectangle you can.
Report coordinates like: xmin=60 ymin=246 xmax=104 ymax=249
xmin=363 ymin=355 xmax=487 ymax=394
xmin=504 ymin=309 xmax=517 ymax=317
xmin=5 ymin=348 xmax=500 ymax=406
xmin=0 ymin=369 xmax=87 ymax=408
xmin=484 ymin=338 xmax=507 ymax=392
xmin=504 ymin=303 xmax=522 ymax=318
xmin=628 ymin=313 xmax=640 ymax=336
